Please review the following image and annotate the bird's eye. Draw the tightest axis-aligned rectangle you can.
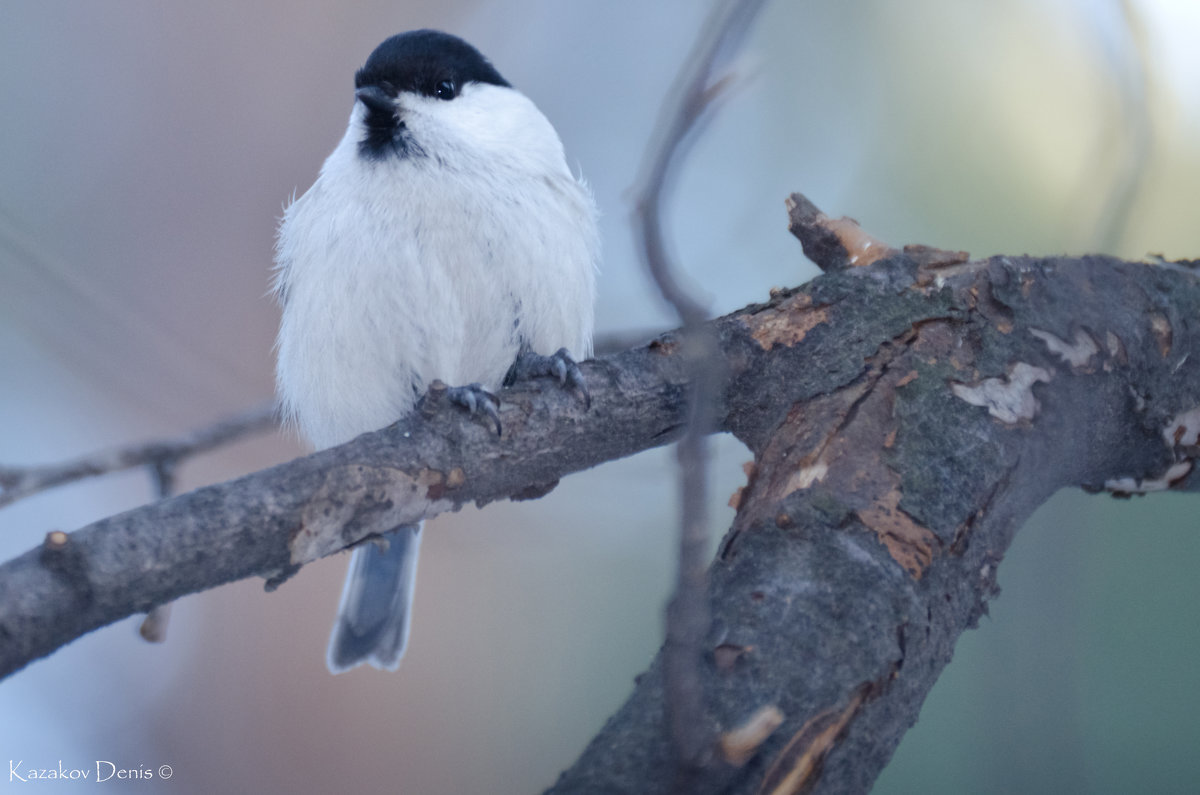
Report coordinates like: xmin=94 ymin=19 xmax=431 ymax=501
xmin=434 ymin=79 xmax=457 ymax=100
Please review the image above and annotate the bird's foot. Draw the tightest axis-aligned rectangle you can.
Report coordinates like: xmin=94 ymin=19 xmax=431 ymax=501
xmin=505 ymin=347 xmax=590 ymax=409
xmin=440 ymin=382 xmax=502 ymax=436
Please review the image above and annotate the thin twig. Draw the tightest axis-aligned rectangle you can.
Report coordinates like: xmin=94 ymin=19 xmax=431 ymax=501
xmin=629 ymin=0 xmax=769 ymax=787
xmin=1089 ymin=0 xmax=1154 ymax=253
xmin=138 ymin=451 xmax=182 ymax=643
xmin=0 ymin=401 xmax=278 ymax=510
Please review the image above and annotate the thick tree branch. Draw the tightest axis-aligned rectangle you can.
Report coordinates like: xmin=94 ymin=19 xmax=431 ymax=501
xmin=2 ymin=200 xmax=1198 ymax=794
xmin=549 ymin=213 xmax=1200 ymax=793
xmin=0 ymin=336 xmax=694 ymax=679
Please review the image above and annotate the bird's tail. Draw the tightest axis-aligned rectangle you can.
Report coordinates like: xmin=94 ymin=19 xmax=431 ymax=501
xmin=326 ymin=523 xmax=422 ymax=673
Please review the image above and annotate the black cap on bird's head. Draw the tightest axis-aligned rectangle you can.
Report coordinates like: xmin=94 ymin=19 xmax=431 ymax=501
xmin=355 ymin=30 xmax=510 ymax=101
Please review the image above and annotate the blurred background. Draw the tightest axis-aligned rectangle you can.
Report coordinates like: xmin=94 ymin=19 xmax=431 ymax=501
xmin=1 ymin=0 xmax=1198 ymax=792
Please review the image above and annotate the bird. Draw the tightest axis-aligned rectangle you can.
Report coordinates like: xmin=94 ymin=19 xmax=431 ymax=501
xmin=272 ymin=29 xmax=598 ymax=673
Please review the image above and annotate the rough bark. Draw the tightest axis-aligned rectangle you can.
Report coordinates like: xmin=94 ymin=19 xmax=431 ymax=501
xmin=548 ymin=247 xmax=1200 ymax=793
xmin=2 ymin=219 xmax=1197 ymax=792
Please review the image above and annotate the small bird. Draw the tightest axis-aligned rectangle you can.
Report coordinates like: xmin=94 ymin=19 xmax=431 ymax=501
xmin=273 ymin=30 xmax=598 ymax=673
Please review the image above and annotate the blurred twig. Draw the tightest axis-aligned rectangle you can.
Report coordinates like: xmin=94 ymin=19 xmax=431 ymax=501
xmin=1086 ymin=0 xmax=1154 ymax=253
xmin=137 ymin=445 xmax=187 ymax=643
xmin=0 ymin=401 xmax=277 ymax=510
xmin=629 ymin=0 xmax=768 ymax=786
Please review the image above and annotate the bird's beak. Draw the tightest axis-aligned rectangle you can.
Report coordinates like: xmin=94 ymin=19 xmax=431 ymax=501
xmin=355 ymin=85 xmax=395 ymax=115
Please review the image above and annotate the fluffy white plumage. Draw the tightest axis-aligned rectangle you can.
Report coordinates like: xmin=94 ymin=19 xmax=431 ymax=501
xmin=276 ymin=84 xmax=597 ymax=450
xmin=272 ymin=31 xmax=598 ymax=672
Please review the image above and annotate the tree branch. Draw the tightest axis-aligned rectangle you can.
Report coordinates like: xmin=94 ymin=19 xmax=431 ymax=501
xmin=0 ymin=335 xmax=695 ymax=680
xmin=0 ymin=401 xmax=277 ymax=510
xmin=548 ymin=210 xmax=1200 ymax=793
xmin=2 ymin=199 xmax=1198 ymax=794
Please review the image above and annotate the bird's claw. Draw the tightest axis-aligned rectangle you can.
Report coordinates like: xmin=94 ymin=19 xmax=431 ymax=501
xmin=446 ymin=382 xmax=502 ymax=436
xmin=507 ymin=347 xmax=590 ymax=409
